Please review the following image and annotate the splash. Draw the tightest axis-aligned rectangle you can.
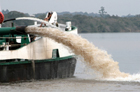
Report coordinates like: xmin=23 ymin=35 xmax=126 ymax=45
xmin=25 ymin=27 xmax=130 ymax=78
xmin=105 ymin=73 xmax=140 ymax=82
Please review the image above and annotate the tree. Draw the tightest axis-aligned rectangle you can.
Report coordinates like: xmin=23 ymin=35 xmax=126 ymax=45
xmin=99 ymin=6 xmax=107 ymax=18
xmin=2 ymin=9 xmax=9 ymax=14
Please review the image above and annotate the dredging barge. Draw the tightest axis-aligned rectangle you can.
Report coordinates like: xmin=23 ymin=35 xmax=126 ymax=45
xmin=0 ymin=12 xmax=77 ymax=82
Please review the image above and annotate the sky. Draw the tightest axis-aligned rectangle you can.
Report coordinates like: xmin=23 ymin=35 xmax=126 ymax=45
xmin=0 ymin=0 xmax=140 ymax=16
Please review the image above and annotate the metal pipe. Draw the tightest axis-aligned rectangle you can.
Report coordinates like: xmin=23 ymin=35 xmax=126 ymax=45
xmin=0 ymin=26 xmax=26 ymax=35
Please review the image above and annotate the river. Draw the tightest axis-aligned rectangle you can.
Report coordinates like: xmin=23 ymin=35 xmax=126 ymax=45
xmin=0 ymin=33 xmax=140 ymax=92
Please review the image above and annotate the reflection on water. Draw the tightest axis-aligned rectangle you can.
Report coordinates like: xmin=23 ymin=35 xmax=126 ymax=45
xmin=0 ymin=78 xmax=140 ymax=92
xmin=1 ymin=33 xmax=140 ymax=92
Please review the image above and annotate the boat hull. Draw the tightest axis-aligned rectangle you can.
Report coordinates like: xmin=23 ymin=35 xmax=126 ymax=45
xmin=0 ymin=56 xmax=76 ymax=82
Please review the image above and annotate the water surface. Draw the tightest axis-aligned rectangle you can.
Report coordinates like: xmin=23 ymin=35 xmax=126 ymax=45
xmin=1 ymin=33 xmax=140 ymax=92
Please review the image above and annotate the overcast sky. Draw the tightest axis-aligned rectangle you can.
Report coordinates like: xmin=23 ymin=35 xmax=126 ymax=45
xmin=0 ymin=0 xmax=140 ymax=16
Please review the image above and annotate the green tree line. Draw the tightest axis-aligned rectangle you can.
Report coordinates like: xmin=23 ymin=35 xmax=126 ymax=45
xmin=2 ymin=11 xmax=140 ymax=33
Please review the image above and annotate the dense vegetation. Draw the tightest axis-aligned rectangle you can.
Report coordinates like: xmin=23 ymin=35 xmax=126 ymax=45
xmin=58 ymin=14 xmax=140 ymax=33
xmin=2 ymin=11 xmax=33 ymax=27
xmin=2 ymin=10 xmax=140 ymax=33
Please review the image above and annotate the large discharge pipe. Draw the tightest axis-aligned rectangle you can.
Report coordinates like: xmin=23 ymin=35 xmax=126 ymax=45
xmin=0 ymin=26 xmax=26 ymax=35
xmin=0 ymin=17 xmax=59 ymax=35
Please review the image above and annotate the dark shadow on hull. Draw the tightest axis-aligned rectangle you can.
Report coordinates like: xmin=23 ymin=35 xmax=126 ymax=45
xmin=0 ymin=57 xmax=77 ymax=82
